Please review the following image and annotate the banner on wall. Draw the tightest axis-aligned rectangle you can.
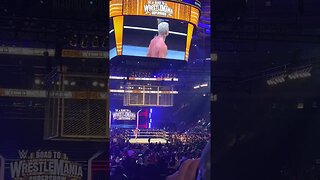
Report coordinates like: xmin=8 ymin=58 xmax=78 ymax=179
xmin=9 ymin=150 xmax=83 ymax=180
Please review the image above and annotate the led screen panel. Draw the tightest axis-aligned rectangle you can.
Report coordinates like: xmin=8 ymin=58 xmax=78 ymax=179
xmin=109 ymin=0 xmax=200 ymax=61
xmin=110 ymin=17 xmax=190 ymax=60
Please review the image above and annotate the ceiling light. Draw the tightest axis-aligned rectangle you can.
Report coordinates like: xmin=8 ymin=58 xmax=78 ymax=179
xmin=92 ymin=81 xmax=98 ymax=87
xmin=70 ymin=81 xmax=76 ymax=86
xmin=69 ymin=34 xmax=78 ymax=47
xmin=102 ymin=36 xmax=107 ymax=48
xmin=63 ymin=80 xmax=69 ymax=85
xmin=297 ymin=102 xmax=304 ymax=109
xmin=34 ymin=79 xmax=41 ymax=85
xmin=81 ymin=35 xmax=89 ymax=48
xmin=92 ymin=35 xmax=100 ymax=48
xmin=99 ymin=83 xmax=105 ymax=87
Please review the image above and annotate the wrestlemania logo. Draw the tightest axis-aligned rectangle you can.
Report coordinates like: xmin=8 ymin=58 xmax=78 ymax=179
xmin=10 ymin=150 xmax=83 ymax=180
xmin=112 ymin=109 xmax=136 ymax=121
xmin=144 ymin=0 xmax=174 ymax=17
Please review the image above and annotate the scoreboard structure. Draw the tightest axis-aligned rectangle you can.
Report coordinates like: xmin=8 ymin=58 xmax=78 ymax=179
xmin=110 ymin=0 xmax=201 ymax=60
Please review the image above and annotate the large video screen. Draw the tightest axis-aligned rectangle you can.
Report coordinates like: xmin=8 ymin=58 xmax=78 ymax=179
xmin=109 ymin=0 xmax=200 ymax=61
xmin=110 ymin=108 xmax=152 ymax=129
xmin=111 ymin=109 xmax=137 ymax=129
xmin=110 ymin=17 xmax=189 ymax=60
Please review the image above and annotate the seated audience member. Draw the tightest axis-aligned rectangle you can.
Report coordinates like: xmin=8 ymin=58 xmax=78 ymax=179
xmin=166 ymin=141 xmax=211 ymax=180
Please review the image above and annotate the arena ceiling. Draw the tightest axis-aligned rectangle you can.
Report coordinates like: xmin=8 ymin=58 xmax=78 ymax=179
xmin=212 ymin=0 xmax=320 ymax=95
xmin=1 ymin=0 xmax=320 ymax=96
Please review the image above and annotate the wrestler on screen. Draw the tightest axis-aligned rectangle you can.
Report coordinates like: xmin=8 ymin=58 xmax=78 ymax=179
xmin=147 ymin=22 xmax=169 ymax=58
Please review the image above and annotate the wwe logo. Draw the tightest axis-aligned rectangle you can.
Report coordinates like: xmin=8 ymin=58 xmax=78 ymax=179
xmin=18 ymin=150 xmax=28 ymax=159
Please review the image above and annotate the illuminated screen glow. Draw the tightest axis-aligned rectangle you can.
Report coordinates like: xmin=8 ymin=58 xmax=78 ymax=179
xmin=109 ymin=0 xmax=200 ymax=61
xmin=110 ymin=16 xmax=191 ymax=60
xmin=112 ymin=109 xmax=136 ymax=120
xmin=110 ymin=108 xmax=151 ymax=129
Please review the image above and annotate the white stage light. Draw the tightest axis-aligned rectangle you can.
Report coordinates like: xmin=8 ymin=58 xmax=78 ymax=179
xmin=70 ymin=81 xmax=76 ymax=86
xmin=34 ymin=79 xmax=41 ymax=85
xmin=99 ymin=83 xmax=105 ymax=87
xmin=92 ymin=81 xmax=98 ymax=87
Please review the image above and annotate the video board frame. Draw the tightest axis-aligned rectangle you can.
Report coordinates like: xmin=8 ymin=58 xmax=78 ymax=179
xmin=109 ymin=0 xmax=200 ymax=61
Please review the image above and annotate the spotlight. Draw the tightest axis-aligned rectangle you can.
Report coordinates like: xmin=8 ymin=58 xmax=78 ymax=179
xmin=102 ymin=36 xmax=107 ymax=48
xmin=274 ymin=78 xmax=281 ymax=83
xmin=99 ymin=83 xmax=105 ymax=87
xmin=34 ymin=79 xmax=41 ymax=85
xmin=70 ymin=81 xmax=76 ymax=86
xmin=39 ymin=0 xmax=48 ymax=4
xmin=92 ymin=81 xmax=98 ymax=87
xmin=63 ymin=80 xmax=69 ymax=85
xmin=267 ymin=74 xmax=287 ymax=86
xmin=288 ymin=66 xmax=312 ymax=80
xmin=92 ymin=35 xmax=100 ymax=48
xmin=81 ymin=35 xmax=89 ymax=48
xmin=69 ymin=34 xmax=78 ymax=47
xmin=297 ymin=102 xmax=304 ymax=109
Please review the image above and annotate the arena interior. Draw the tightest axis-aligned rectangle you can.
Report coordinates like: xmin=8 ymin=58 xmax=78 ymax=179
xmin=1 ymin=0 xmax=320 ymax=180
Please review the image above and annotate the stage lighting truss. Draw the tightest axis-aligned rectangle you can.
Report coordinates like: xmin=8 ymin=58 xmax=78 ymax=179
xmin=267 ymin=66 xmax=312 ymax=86
xmin=194 ymin=83 xmax=209 ymax=89
xmin=68 ymin=34 xmax=106 ymax=49
xmin=109 ymin=75 xmax=178 ymax=82
xmin=266 ymin=74 xmax=287 ymax=86
xmin=288 ymin=66 xmax=312 ymax=80
xmin=123 ymin=85 xmax=175 ymax=107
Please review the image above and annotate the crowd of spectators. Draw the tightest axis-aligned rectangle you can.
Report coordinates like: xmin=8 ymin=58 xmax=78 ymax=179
xmin=109 ymin=128 xmax=210 ymax=180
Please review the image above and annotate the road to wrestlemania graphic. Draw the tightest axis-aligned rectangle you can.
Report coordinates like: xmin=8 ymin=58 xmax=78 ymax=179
xmin=112 ymin=109 xmax=136 ymax=121
xmin=10 ymin=150 xmax=83 ymax=180
xmin=144 ymin=0 xmax=173 ymax=17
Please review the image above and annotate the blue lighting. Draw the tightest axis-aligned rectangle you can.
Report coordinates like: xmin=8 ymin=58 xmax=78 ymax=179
xmin=200 ymin=17 xmax=210 ymax=21
xmin=198 ymin=22 xmax=210 ymax=29
xmin=149 ymin=108 xmax=153 ymax=129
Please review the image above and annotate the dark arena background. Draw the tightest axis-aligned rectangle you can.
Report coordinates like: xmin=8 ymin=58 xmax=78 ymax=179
xmin=0 ymin=0 xmax=211 ymax=180
xmin=2 ymin=0 xmax=320 ymax=180
xmin=213 ymin=0 xmax=320 ymax=180
xmin=0 ymin=0 xmax=109 ymax=179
